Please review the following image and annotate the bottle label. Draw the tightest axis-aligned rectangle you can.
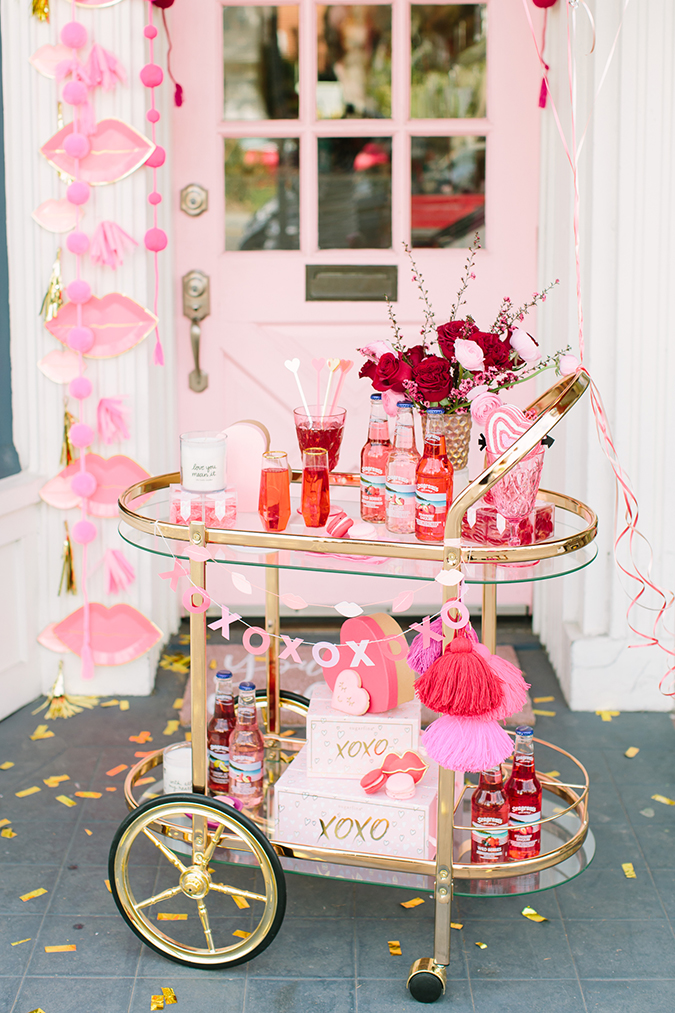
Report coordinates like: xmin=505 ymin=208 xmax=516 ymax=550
xmin=229 ymin=756 xmax=263 ymax=795
xmin=509 ymin=809 xmax=541 ymax=849
xmin=385 ymin=482 xmax=415 ymax=498
xmin=471 ymin=820 xmax=508 ymax=861
xmin=361 ymin=471 xmax=386 ymax=489
xmin=416 ymin=488 xmax=448 ymax=505
xmin=208 ymin=744 xmax=229 ymax=785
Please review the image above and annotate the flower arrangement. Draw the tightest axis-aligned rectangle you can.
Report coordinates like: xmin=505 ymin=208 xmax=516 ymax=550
xmin=359 ymin=238 xmax=576 ymax=417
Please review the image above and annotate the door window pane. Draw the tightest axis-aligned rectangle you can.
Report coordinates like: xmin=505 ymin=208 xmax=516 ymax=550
xmin=225 ymin=138 xmax=300 ymax=250
xmin=411 ymin=136 xmax=485 ymax=248
xmin=411 ymin=4 xmax=486 ymax=119
xmin=317 ymin=6 xmax=392 ymax=119
xmin=318 ymin=137 xmax=391 ymax=248
xmin=223 ymin=6 xmax=299 ymax=120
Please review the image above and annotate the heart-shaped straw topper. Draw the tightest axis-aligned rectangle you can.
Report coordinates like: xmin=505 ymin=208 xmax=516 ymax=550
xmin=327 ymin=358 xmax=340 ymax=371
xmin=285 ymin=358 xmax=311 ymax=418
xmin=321 ymin=358 xmax=342 ymax=421
xmin=329 ymin=359 xmax=354 ymax=414
xmin=485 ymin=404 xmax=532 ymax=455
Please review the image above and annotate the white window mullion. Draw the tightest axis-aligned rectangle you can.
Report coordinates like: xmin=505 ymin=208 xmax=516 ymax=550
xmin=299 ymin=0 xmax=317 ymax=253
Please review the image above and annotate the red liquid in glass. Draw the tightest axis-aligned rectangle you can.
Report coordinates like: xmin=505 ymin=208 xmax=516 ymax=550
xmin=471 ymin=769 xmax=509 ymax=863
xmin=505 ymin=755 xmax=542 ymax=860
xmin=415 ymin=434 xmax=452 ymax=542
xmin=258 ymin=468 xmax=291 ymax=531
xmin=301 ymin=467 xmax=330 ymax=527
xmin=295 ymin=420 xmax=344 ymax=471
xmin=207 ymin=692 xmax=236 ymax=795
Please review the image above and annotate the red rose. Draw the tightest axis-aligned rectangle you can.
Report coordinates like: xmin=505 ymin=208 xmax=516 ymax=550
xmin=359 ymin=359 xmax=377 ymax=383
xmin=413 ymin=355 xmax=451 ymax=402
xmin=406 ymin=344 xmax=426 ymax=368
xmin=473 ymin=332 xmax=512 ymax=370
xmin=373 ymin=353 xmax=413 ymax=392
xmin=437 ymin=320 xmax=477 ymax=359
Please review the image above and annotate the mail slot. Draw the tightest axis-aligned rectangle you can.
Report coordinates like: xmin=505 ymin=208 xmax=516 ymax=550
xmin=305 ymin=265 xmax=397 ymax=301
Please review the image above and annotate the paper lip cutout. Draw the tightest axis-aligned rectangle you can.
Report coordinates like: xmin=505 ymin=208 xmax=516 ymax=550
xmin=32 ymin=199 xmax=80 ymax=234
xmin=29 ymin=43 xmax=73 ymax=78
xmin=37 ymin=348 xmax=82 ymax=384
xmin=53 ymin=604 xmax=162 ymax=666
xmin=41 ymin=118 xmax=155 ymax=185
xmin=38 ymin=622 xmax=72 ymax=653
xmin=46 ymin=293 xmax=158 ymax=359
xmin=75 ymin=0 xmax=124 ymax=6
xmin=42 ymin=455 xmax=151 ymax=517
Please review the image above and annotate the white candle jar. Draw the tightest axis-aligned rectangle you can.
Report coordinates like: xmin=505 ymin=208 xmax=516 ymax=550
xmin=163 ymin=742 xmax=193 ymax=794
xmin=180 ymin=431 xmax=227 ymax=493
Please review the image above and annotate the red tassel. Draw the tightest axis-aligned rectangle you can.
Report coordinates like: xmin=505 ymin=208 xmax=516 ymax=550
xmin=415 ymin=636 xmax=505 ymax=717
xmin=539 ymin=65 xmax=550 ymax=109
xmin=174 ymin=83 xmax=183 ymax=107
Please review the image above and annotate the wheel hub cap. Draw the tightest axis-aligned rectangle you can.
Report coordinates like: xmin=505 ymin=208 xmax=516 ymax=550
xmin=180 ymin=866 xmax=211 ymax=899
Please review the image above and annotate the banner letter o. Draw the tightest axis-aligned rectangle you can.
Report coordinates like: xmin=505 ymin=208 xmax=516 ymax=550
xmin=312 ymin=641 xmax=340 ymax=668
xmin=243 ymin=627 xmax=270 ymax=655
xmin=182 ymin=586 xmax=210 ymax=613
xmin=441 ymin=599 xmax=470 ymax=630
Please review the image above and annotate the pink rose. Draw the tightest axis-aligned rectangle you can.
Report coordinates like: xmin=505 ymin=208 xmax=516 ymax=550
xmin=382 ymin=389 xmax=403 ymax=417
xmin=470 ymin=392 xmax=504 ymax=425
xmin=466 ymin=384 xmax=489 ymax=402
xmin=559 ymin=353 xmax=580 ymax=375
xmin=510 ymin=329 xmax=541 ymax=363
xmin=358 ymin=340 xmax=395 ymax=363
xmin=454 ymin=338 xmax=485 ymax=372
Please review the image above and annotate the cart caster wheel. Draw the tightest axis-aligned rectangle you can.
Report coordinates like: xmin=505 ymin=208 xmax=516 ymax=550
xmin=109 ymin=793 xmax=285 ymax=968
xmin=407 ymin=958 xmax=447 ymax=1003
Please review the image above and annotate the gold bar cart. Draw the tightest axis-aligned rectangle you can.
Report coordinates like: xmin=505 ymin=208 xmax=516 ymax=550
xmin=112 ymin=372 xmax=597 ymax=1001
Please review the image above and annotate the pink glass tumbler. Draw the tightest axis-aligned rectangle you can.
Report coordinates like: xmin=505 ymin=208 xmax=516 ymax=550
xmin=293 ymin=405 xmax=346 ymax=471
xmin=485 ymin=445 xmax=546 ymax=547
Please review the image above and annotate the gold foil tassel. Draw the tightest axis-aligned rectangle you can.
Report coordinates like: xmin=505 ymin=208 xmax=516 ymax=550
xmin=31 ymin=0 xmax=49 ymax=22
xmin=32 ymin=662 xmax=98 ymax=719
xmin=60 ymin=407 xmax=77 ymax=467
xmin=58 ymin=522 xmax=77 ymax=596
xmin=162 ymin=988 xmax=177 ymax=1006
xmin=40 ymin=248 xmax=63 ymax=321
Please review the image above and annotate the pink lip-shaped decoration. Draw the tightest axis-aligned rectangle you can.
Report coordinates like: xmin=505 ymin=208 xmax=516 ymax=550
xmin=41 ymin=454 xmax=151 ymax=517
xmin=38 ymin=622 xmax=72 ymax=653
xmin=41 ymin=118 xmax=155 ymax=185
xmin=29 ymin=43 xmax=73 ymax=78
xmin=32 ymin=199 xmax=80 ymax=233
xmin=75 ymin=0 xmax=124 ymax=6
xmin=37 ymin=348 xmax=82 ymax=384
xmin=53 ymin=604 xmax=162 ymax=665
xmin=46 ymin=293 xmax=158 ymax=358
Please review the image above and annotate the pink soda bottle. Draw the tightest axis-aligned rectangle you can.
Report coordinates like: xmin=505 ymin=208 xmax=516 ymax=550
xmin=471 ymin=766 xmax=509 ymax=863
xmin=415 ymin=408 xmax=453 ymax=542
xmin=505 ymin=726 xmax=542 ymax=860
xmin=360 ymin=393 xmax=391 ymax=523
xmin=385 ymin=401 xmax=420 ymax=534
xmin=228 ymin=681 xmax=265 ymax=808
xmin=207 ymin=670 xmax=237 ymax=794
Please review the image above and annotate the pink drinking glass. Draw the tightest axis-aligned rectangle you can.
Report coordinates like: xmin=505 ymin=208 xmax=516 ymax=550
xmin=485 ymin=445 xmax=546 ymax=547
xmin=293 ymin=405 xmax=346 ymax=471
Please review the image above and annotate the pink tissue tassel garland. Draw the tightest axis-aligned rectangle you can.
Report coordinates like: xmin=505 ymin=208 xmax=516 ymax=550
xmin=104 ymin=549 xmax=135 ymax=595
xmin=90 ymin=222 xmax=137 ymax=269
xmin=97 ymin=397 xmax=130 ymax=443
xmin=408 ymin=616 xmax=478 ymax=674
xmin=85 ymin=44 xmax=126 ymax=91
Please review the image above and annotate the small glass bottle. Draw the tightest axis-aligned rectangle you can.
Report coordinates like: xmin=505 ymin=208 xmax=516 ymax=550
xmin=385 ymin=401 xmax=420 ymax=534
xmin=471 ymin=766 xmax=509 ymax=863
xmin=207 ymin=670 xmax=236 ymax=794
xmin=505 ymin=726 xmax=542 ymax=860
xmin=228 ymin=681 xmax=265 ymax=807
xmin=415 ymin=408 xmax=453 ymax=542
xmin=360 ymin=393 xmax=391 ymax=524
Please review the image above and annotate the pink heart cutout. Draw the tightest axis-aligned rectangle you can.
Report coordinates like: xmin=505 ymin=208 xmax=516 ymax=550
xmin=53 ymin=603 xmax=162 ymax=666
xmin=485 ymin=405 xmax=532 ymax=455
xmin=331 ymin=670 xmax=370 ymax=715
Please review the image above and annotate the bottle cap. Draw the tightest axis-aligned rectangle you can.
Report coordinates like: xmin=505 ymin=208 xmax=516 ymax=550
xmin=238 ymin=681 xmax=256 ymax=692
xmin=396 ymin=401 xmax=412 ymax=408
xmin=215 ymin=669 xmax=232 ymax=680
xmin=426 ymin=407 xmax=444 ymax=415
xmin=515 ymin=725 xmax=534 ymax=737
xmin=370 ymin=393 xmax=382 ymax=400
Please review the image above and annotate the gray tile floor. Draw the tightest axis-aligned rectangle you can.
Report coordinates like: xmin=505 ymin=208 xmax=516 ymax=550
xmin=1 ymin=618 xmax=674 ymax=1012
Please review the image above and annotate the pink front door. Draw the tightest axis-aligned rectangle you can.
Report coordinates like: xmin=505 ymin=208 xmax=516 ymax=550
xmin=170 ymin=0 xmax=544 ymax=477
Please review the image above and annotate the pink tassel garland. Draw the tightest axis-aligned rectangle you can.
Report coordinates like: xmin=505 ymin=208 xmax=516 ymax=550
xmin=85 ymin=44 xmax=127 ymax=90
xmin=97 ymin=397 xmax=130 ymax=444
xmin=55 ymin=58 xmax=90 ymax=84
xmin=104 ymin=549 xmax=135 ymax=595
xmin=474 ymin=644 xmax=530 ymax=721
xmin=408 ymin=617 xmax=478 ymax=675
xmin=422 ymin=715 xmax=514 ymax=773
xmin=90 ymin=222 xmax=138 ymax=269
xmin=415 ymin=635 xmax=505 ymax=717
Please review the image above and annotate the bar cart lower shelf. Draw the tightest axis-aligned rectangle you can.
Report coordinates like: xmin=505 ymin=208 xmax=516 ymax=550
xmin=112 ymin=373 xmax=598 ymax=1002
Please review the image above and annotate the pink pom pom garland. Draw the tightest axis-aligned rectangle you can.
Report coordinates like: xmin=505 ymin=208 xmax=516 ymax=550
xmin=142 ymin=0 xmax=166 ymax=367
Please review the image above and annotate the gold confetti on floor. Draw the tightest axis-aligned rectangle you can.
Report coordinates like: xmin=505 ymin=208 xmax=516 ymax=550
xmin=1 ymin=828 xmax=17 ymax=838
xmin=11 ymin=937 xmax=31 ymax=946
xmin=652 ymin=794 xmax=675 ymax=806
xmin=157 ymin=913 xmax=188 ymax=921
xmin=173 ymin=698 xmax=184 ymax=709
xmin=44 ymin=776 xmax=70 ymax=788
xmin=45 ymin=944 xmax=76 ymax=952
xmin=451 ymin=922 xmax=464 ymax=930
xmin=129 ymin=732 xmax=153 ymax=744
xmin=622 ymin=863 xmax=637 ymax=879
xmin=151 ymin=996 xmax=165 ymax=1011
xmin=16 ymin=786 xmax=41 ymax=797
xmin=162 ymin=987 xmax=177 ymax=1005
xmin=475 ymin=942 xmax=487 ymax=949
xmin=0 ymin=761 xmax=14 ymax=770
xmin=388 ymin=940 xmax=402 ymax=955
xmin=533 ymin=696 xmax=555 ymax=703
xmin=624 ymin=747 xmax=640 ymax=758
xmin=400 ymin=897 xmax=424 ymax=909
xmin=521 ymin=906 xmax=548 ymax=922
xmin=541 ymin=771 xmax=560 ymax=778
xmin=106 ymin=786 xmax=117 ymax=792
xmin=56 ymin=795 xmax=77 ymax=807
xmin=104 ymin=880 xmax=111 ymax=892
xmin=596 ymin=710 xmax=620 ymax=722
xmin=30 ymin=725 xmax=54 ymax=740
xmin=233 ymin=929 xmax=251 ymax=939
xmin=106 ymin=764 xmax=128 ymax=777
xmin=233 ymin=895 xmax=250 ymax=910
xmin=163 ymin=720 xmax=180 ymax=736
xmin=119 ymin=700 xmax=129 ymax=711
xmin=84 ymin=828 xmax=93 ymax=836
xmin=20 ymin=888 xmax=48 ymax=902
xmin=532 ymin=710 xmax=556 ymax=717
xmin=0 ymin=818 xmax=10 ymax=827
xmin=75 ymin=791 xmax=102 ymax=799
xmin=100 ymin=699 xmax=120 ymax=708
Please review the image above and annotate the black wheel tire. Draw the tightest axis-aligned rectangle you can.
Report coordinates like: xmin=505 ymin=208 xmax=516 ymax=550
xmin=408 ymin=971 xmax=446 ymax=1004
xmin=255 ymin=688 xmax=310 ymax=710
xmin=108 ymin=793 xmax=286 ymax=969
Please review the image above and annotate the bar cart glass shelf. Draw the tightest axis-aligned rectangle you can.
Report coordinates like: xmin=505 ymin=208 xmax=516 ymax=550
xmin=112 ymin=373 xmax=597 ymax=1001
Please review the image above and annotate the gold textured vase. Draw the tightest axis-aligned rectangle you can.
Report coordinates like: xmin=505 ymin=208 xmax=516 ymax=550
xmin=421 ymin=411 xmax=472 ymax=471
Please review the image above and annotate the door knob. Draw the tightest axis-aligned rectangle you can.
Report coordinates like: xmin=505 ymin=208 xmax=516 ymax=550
xmin=182 ymin=270 xmax=210 ymax=393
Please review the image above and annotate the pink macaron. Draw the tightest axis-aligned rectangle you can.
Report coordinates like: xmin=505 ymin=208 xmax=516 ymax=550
xmin=385 ymin=772 xmax=416 ymax=800
xmin=360 ymin=768 xmax=387 ymax=795
xmin=327 ymin=510 xmax=354 ymax=538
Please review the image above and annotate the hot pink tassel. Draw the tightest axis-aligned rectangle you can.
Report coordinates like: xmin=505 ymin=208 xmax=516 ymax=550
xmin=90 ymin=222 xmax=138 ymax=269
xmin=408 ymin=618 xmax=478 ymax=675
xmin=97 ymin=397 xmax=130 ymax=444
xmin=539 ymin=64 xmax=550 ymax=109
xmin=104 ymin=548 xmax=135 ymax=595
xmin=474 ymin=644 xmax=530 ymax=721
xmin=85 ymin=44 xmax=127 ymax=90
xmin=55 ymin=58 xmax=90 ymax=85
xmin=422 ymin=714 xmax=513 ymax=773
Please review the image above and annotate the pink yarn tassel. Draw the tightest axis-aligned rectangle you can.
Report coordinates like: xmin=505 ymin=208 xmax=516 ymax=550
xmin=85 ymin=44 xmax=127 ymax=90
xmin=104 ymin=548 xmax=135 ymax=595
xmin=474 ymin=644 xmax=530 ymax=721
xmin=90 ymin=222 xmax=137 ymax=269
xmin=422 ymin=714 xmax=513 ymax=773
xmin=97 ymin=397 xmax=130 ymax=444
xmin=55 ymin=58 xmax=90 ymax=85
xmin=408 ymin=618 xmax=478 ymax=675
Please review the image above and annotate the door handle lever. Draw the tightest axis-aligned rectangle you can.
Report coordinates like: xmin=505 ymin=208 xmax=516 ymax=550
xmin=182 ymin=270 xmax=210 ymax=393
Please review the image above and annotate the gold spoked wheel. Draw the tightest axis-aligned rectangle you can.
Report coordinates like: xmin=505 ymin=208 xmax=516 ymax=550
xmin=108 ymin=794 xmax=286 ymax=968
